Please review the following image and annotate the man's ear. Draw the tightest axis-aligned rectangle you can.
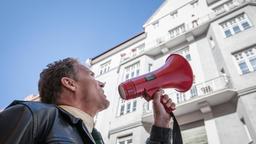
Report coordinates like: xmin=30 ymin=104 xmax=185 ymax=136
xmin=61 ymin=77 xmax=76 ymax=91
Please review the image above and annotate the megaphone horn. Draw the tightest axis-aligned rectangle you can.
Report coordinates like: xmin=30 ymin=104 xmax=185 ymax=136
xmin=118 ymin=54 xmax=193 ymax=103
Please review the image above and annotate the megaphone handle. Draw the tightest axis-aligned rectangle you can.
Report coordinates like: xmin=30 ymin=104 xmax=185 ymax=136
xmin=160 ymin=96 xmax=175 ymax=113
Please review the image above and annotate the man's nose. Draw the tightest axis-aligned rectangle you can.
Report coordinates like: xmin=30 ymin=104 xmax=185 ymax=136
xmin=98 ymin=81 xmax=106 ymax=88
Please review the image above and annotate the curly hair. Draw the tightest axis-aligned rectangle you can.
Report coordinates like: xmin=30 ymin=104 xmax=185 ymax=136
xmin=38 ymin=58 xmax=79 ymax=104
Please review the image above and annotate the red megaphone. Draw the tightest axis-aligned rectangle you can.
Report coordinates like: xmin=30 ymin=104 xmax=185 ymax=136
xmin=118 ymin=54 xmax=193 ymax=112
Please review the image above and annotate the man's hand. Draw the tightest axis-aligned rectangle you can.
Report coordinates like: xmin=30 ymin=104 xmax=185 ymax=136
xmin=152 ymin=89 xmax=176 ymax=128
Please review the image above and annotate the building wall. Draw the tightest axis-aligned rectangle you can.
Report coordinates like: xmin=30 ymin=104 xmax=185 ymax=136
xmin=237 ymin=91 xmax=256 ymax=143
xmin=215 ymin=113 xmax=250 ymax=144
xmin=91 ymin=0 xmax=256 ymax=144
xmin=209 ymin=5 xmax=256 ymax=91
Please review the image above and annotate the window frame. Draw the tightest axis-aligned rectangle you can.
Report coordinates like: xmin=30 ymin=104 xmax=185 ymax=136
xmin=233 ymin=47 xmax=256 ymax=75
xmin=99 ymin=60 xmax=111 ymax=75
xmin=220 ymin=13 xmax=253 ymax=38
xmin=116 ymin=135 xmax=133 ymax=144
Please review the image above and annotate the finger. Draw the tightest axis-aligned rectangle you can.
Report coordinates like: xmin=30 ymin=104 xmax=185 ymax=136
xmin=153 ymin=90 xmax=161 ymax=102
xmin=161 ymin=94 xmax=169 ymax=103
xmin=165 ymin=102 xmax=171 ymax=107
xmin=171 ymin=102 xmax=176 ymax=109
xmin=153 ymin=89 xmax=164 ymax=101
xmin=166 ymin=97 xmax=172 ymax=103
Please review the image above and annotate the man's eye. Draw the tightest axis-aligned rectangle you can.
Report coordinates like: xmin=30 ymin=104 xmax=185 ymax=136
xmin=90 ymin=73 xmax=95 ymax=77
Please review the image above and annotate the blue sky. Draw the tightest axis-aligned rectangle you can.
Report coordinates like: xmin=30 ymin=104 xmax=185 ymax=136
xmin=0 ymin=0 xmax=164 ymax=109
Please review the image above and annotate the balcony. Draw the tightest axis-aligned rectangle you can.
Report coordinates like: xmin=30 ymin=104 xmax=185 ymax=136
xmin=145 ymin=16 xmax=212 ymax=56
xmin=142 ymin=75 xmax=237 ymax=123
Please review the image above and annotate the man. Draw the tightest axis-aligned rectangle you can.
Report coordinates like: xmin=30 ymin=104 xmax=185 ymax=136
xmin=0 ymin=58 xmax=176 ymax=144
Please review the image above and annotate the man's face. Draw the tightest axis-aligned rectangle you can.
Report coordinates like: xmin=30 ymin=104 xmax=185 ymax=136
xmin=75 ymin=64 xmax=110 ymax=111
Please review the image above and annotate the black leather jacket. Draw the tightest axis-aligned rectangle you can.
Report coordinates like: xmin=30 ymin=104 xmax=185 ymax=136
xmin=0 ymin=101 xmax=171 ymax=144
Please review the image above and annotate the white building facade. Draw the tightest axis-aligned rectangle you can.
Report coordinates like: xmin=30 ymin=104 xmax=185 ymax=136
xmin=90 ymin=0 xmax=256 ymax=143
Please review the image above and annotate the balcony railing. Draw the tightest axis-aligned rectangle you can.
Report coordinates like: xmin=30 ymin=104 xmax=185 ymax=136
xmin=143 ymin=75 xmax=231 ymax=114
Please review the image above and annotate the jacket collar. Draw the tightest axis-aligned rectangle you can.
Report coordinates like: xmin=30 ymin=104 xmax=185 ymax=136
xmin=58 ymin=107 xmax=96 ymax=144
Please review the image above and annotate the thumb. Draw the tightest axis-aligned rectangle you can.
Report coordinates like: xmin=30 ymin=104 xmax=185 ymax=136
xmin=153 ymin=89 xmax=164 ymax=105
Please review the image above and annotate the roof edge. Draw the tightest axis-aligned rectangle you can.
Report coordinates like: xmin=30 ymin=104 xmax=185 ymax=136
xmin=91 ymin=32 xmax=146 ymax=64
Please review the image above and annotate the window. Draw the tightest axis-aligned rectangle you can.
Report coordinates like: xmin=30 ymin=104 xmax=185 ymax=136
xmin=126 ymin=102 xmax=131 ymax=113
xmin=213 ymin=0 xmax=235 ymax=15
xmin=249 ymin=58 xmax=256 ymax=71
xmin=213 ymin=5 xmax=225 ymax=15
xmin=117 ymin=62 xmax=140 ymax=116
xmin=190 ymin=86 xmax=198 ymax=97
xmin=232 ymin=25 xmax=241 ymax=33
xmin=170 ymin=11 xmax=178 ymax=19
xmin=118 ymin=99 xmax=137 ymax=116
xmin=137 ymin=44 xmax=145 ymax=54
xmin=120 ymin=45 xmax=144 ymax=62
xmin=120 ymin=105 xmax=125 ymax=116
xmin=132 ymin=101 xmax=137 ymax=112
xmin=99 ymin=61 xmax=111 ymax=75
xmin=152 ymin=21 xmax=159 ymax=29
xmin=176 ymin=92 xmax=186 ymax=103
xmin=238 ymin=62 xmax=250 ymax=74
xmin=224 ymin=29 xmax=232 ymax=37
xmin=220 ymin=13 xmax=252 ymax=38
xmin=242 ymin=21 xmax=250 ymax=30
xmin=233 ymin=47 xmax=256 ymax=74
xmin=178 ymin=47 xmax=192 ymax=61
xmin=124 ymin=62 xmax=140 ymax=80
xmin=148 ymin=64 xmax=153 ymax=72
xmin=185 ymin=53 xmax=192 ymax=61
xmin=117 ymin=135 xmax=133 ymax=144
xmin=169 ymin=24 xmax=186 ymax=38
xmin=131 ymin=48 xmax=136 ymax=56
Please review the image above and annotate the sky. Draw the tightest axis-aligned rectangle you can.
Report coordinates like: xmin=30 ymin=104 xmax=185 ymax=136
xmin=0 ymin=0 xmax=164 ymax=109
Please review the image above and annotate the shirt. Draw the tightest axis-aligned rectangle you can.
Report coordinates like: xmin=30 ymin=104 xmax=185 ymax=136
xmin=58 ymin=105 xmax=94 ymax=133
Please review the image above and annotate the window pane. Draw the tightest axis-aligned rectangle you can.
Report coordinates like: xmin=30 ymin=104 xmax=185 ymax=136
xmin=186 ymin=54 xmax=191 ymax=61
xmin=239 ymin=62 xmax=250 ymax=74
xmin=120 ymin=105 xmax=124 ymax=115
xmin=136 ymin=69 xmax=140 ymax=76
xmin=224 ymin=29 xmax=232 ymax=37
xmin=126 ymin=103 xmax=131 ymax=113
xmin=190 ymin=86 xmax=198 ymax=97
xmin=176 ymin=93 xmax=180 ymax=103
xmin=127 ymin=139 xmax=133 ymax=144
xmin=126 ymin=74 xmax=129 ymax=80
xmin=233 ymin=25 xmax=241 ymax=33
xmin=250 ymin=58 xmax=256 ymax=71
xmin=131 ymin=72 xmax=134 ymax=78
xmin=242 ymin=21 xmax=251 ymax=30
xmin=132 ymin=101 xmax=137 ymax=111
